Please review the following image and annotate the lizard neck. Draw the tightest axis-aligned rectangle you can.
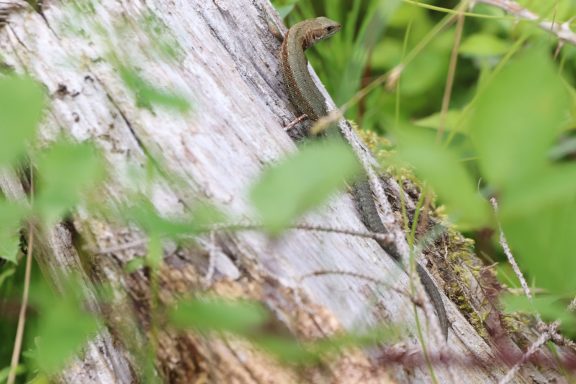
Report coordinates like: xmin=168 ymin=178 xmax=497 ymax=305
xmin=280 ymin=20 xmax=330 ymax=121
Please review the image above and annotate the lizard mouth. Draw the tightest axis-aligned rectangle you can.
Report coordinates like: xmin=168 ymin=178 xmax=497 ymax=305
xmin=324 ymin=24 xmax=342 ymax=38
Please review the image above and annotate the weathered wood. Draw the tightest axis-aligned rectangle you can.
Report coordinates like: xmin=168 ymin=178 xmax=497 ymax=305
xmin=0 ymin=0 xmax=569 ymax=382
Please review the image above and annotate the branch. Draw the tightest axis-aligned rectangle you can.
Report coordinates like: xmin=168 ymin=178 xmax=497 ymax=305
xmin=475 ymin=0 xmax=576 ymax=46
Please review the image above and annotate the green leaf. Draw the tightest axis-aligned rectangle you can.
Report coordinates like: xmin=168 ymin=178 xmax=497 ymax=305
xmin=500 ymin=202 xmax=576 ymax=294
xmin=34 ymin=301 xmax=101 ymax=373
xmin=502 ymin=294 xmax=576 ymax=328
xmin=124 ymin=256 xmax=146 ymax=273
xmin=0 ymin=76 xmax=45 ymax=165
xmin=0 ymin=200 xmax=26 ymax=263
xmin=119 ymin=66 xmax=191 ymax=112
xmin=26 ymin=374 xmax=50 ymax=384
xmin=395 ymin=129 xmax=490 ymax=228
xmin=499 ymin=165 xmax=576 ymax=219
xmin=276 ymin=4 xmax=295 ymax=19
xmin=0 ymin=365 xmax=25 ymax=382
xmin=140 ymin=11 xmax=184 ymax=61
xmin=413 ymin=109 xmax=469 ymax=134
xmin=146 ymin=233 xmax=163 ymax=269
xmin=35 ymin=141 xmax=105 ymax=223
xmin=125 ymin=200 xmax=225 ymax=237
xmin=399 ymin=50 xmax=448 ymax=97
xmin=254 ymin=335 xmax=321 ymax=364
xmin=459 ymin=33 xmax=511 ymax=57
xmin=169 ymin=298 xmax=268 ymax=334
xmin=254 ymin=326 xmax=399 ymax=364
xmin=126 ymin=201 xmax=193 ymax=236
xmin=496 ymin=264 xmax=520 ymax=289
xmin=31 ymin=280 xmax=101 ymax=374
xmin=0 ymin=266 xmax=16 ymax=288
xmin=469 ymin=48 xmax=570 ymax=188
xmin=370 ymin=39 xmax=403 ymax=71
xmin=249 ymin=139 xmax=361 ymax=233
xmin=189 ymin=202 xmax=227 ymax=230
xmin=0 ymin=233 xmax=19 ymax=264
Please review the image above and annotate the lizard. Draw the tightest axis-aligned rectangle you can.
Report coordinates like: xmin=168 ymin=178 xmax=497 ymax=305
xmin=276 ymin=16 xmax=449 ymax=340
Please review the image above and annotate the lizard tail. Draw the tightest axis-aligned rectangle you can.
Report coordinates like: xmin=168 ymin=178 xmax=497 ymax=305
xmin=352 ymin=179 xmax=449 ymax=340
xmin=416 ymin=264 xmax=449 ymax=340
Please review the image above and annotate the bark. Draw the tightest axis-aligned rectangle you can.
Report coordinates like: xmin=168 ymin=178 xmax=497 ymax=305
xmin=0 ymin=0 xmax=571 ymax=383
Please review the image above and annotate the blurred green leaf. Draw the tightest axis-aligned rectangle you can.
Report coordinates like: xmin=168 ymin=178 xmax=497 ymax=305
xmin=125 ymin=200 xmax=225 ymax=237
xmin=35 ymin=141 xmax=105 ymax=223
xmin=126 ymin=201 xmax=193 ymax=236
xmin=399 ymin=50 xmax=448 ymax=96
xmin=502 ymin=294 xmax=576 ymax=328
xmin=0 ymin=229 xmax=19 ymax=264
xmin=414 ymin=109 xmax=469 ymax=134
xmin=0 ymin=200 xmax=26 ymax=264
xmin=395 ymin=129 xmax=490 ymax=228
xmin=30 ymin=280 xmax=101 ymax=374
xmin=34 ymin=300 xmax=100 ymax=374
xmin=388 ymin=2 xmax=427 ymax=29
xmin=499 ymin=165 xmax=576 ymax=219
xmin=140 ymin=11 xmax=184 ymax=61
xmin=459 ymin=33 xmax=511 ymax=57
xmin=495 ymin=264 xmax=521 ymax=289
xmin=519 ymin=0 xmax=574 ymax=21
xmin=0 ymin=76 xmax=45 ymax=166
xmin=250 ymin=139 xmax=361 ymax=233
xmin=26 ymin=373 xmax=50 ymax=384
xmin=321 ymin=325 xmax=401 ymax=349
xmin=146 ymin=233 xmax=163 ymax=269
xmin=500 ymin=202 xmax=576 ymax=294
xmin=0 ymin=266 xmax=16 ymax=288
xmin=370 ymin=38 xmax=403 ymax=70
xmin=469 ymin=48 xmax=570 ymax=188
xmin=169 ymin=298 xmax=268 ymax=333
xmin=254 ymin=335 xmax=320 ymax=364
xmin=190 ymin=202 xmax=227 ymax=230
xmin=124 ymin=256 xmax=146 ymax=273
xmin=119 ymin=66 xmax=191 ymax=112
xmin=0 ymin=365 xmax=25 ymax=382
xmin=276 ymin=4 xmax=296 ymax=19
xmin=254 ymin=325 xmax=399 ymax=364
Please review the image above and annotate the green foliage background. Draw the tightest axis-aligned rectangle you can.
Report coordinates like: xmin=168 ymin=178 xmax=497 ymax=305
xmin=1 ymin=0 xmax=576 ymax=382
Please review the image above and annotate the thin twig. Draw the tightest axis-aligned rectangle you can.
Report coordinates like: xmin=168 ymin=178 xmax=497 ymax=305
xmin=476 ymin=0 xmax=576 ymax=46
xmin=94 ymin=222 xmax=396 ymax=255
xmin=284 ymin=222 xmax=395 ymax=244
xmin=7 ymin=167 xmax=34 ymax=384
xmin=299 ymin=269 xmax=420 ymax=303
xmin=490 ymin=198 xmax=535 ymax=302
xmin=7 ymin=223 xmax=33 ymax=384
xmin=93 ymin=238 xmax=148 ymax=255
xmin=437 ymin=0 xmax=466 ymax=141
xmin=499 ymin=322 xmax=559 ymax=384
xmin=284 ymin=113 xmax=308 ymax=131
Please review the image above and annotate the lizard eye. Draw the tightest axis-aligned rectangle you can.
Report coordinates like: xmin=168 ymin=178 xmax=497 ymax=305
xmin=326 ymin=26 xmax=335 ymax=32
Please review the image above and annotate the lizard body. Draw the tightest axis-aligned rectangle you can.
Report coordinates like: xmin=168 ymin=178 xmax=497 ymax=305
xmin=278 ymin=17 xmax=449 ymax=340
xmin=280 ymin=17 xmax=341 ymax=121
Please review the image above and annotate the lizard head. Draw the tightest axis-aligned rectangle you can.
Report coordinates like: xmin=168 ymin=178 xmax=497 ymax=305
xmin=303 ymin=17 xmax=341 ymax=49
